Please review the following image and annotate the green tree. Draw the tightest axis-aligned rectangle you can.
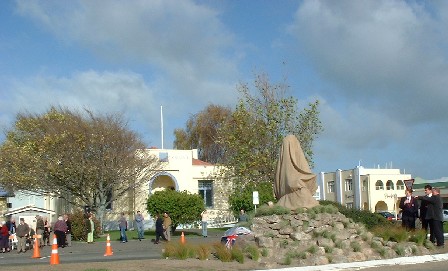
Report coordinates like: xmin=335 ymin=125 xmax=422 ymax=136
xmin=0 ymin=107 xmax=162 ymax=230
xmin=219 ymin=73 xmax=323 ymax=186
xmin=173 ymin=104 xmax=232 ymax=164
xmin=228 ymin=181 xmax=276 ymax=215
xmin=172 ymin=73 xmax=323 ymax=213
xmin=219 ymin=73 xmax=322 ymax=211
xmin=69 ymin=209 xmax=101 ymax=241
xmin=146 ymin=189 xmax=205 ymax=232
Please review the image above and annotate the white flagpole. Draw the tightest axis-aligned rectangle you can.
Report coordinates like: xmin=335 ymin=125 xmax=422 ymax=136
xmin=161 ymin=105 xmax=164 ymax=149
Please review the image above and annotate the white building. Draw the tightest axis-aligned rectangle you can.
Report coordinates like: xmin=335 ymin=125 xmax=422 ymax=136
xmin=1 ymin=148 xmax=235 ymax=230
xmin=105 ymin=148 xmax=235 ymax=228
xmin=318 ymin=166 xmax=412 ymax=214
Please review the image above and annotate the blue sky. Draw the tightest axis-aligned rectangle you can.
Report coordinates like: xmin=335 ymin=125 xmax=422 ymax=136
xmin=1 ymin=0 xmax=448 ymax=180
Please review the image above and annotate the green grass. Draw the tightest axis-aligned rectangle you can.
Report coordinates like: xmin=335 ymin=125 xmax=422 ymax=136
xmin=94 ymin=228 xmax=228 ymax=242
xmin=394 ymin=245 xmax=405 ymax=256
xmin=409 ymin=230 xmax=427 ymax=246
xmin=245 ymin=245 xmax=260 ymax=261
xmin=280 ymin=255 xmax=292 ymax=265
xmin=350 ymin=241 xmax=361 ymax=252
xmin=231 ymin=246 xmax=245 ymax=263
xmin=213 ymin=243 xmax=233 ymax=262
xmin=261 ymin=248 xmax=268 ymax=257
xmin=95 ymin=230 xmax=148 ymax=242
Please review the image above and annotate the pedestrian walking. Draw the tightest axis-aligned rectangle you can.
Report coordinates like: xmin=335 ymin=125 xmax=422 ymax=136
xmin=16 ymin=218 xmax=30 ymax=253
xmin=53 ymin=216 xmax=67 ymax=248
xmin=43 ymin=217 xmax=51 ymax=246
xmin=86 ymin=214 xmax=94 ymax=243
xmin=135 ymin=210 xmax=145 ymax=241
xmin=119 ymin=212 xmax=128 ymax=243
xmin=64 ymin=214 xmax=72 ymax=247
xmin=163 ymin=212 xmax=172 ymax=241
xmin=0 ymin=221 xmax=10 ymax=253
xmin=201 ymin=210 xmax=208 ymax=237
xmin=5 ymin=217 xmax=16 ymax=234
xmin=154 ymin=213 xmax=167 ymax=244
xmin=35 ymin=215 xmax=45 ymax=247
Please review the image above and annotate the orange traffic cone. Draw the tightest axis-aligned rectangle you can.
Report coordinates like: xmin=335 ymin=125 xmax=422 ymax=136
xmin=180 ymin=231 xmax=186 ymax=244
xmin=104 ymin=234 xmax=113 ymax=256
xmin=31 ymin=235 xmax=41 ymax=258
xmin=50 ymin=234 xmax=60 ymax=265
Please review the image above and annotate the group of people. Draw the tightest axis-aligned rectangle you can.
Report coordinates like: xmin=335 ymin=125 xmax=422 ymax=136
xmin=118 ymin=210 xmax=172 ymax=244
xmin=0 ymin=218 xmax=16 ymax=253
xmin=0 ymin=212 xmax=98 ymax=254
xmin=399 ymin=185 xmax=444 ymax=247
xmin=32 ymin=214 xmax=73 ymax=249
xmin=0 ymin=215 xmax=53 ymax=254
xmin=154 ymin=212 xmax=172 ymax=244
xmin=3 ymin=209 xmax=242 ymax=250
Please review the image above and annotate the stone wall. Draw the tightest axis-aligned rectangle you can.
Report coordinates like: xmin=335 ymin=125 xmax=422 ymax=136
xmin=237 ymin=212 xmax=432 ymax=268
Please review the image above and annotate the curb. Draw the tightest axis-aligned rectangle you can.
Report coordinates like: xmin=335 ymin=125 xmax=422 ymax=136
xmin=253 ymin=253 xmax=448 ymax=271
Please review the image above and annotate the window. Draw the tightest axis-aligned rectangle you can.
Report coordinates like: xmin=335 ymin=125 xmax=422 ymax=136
xmin=386 ymin=180 xmax=394 ymax=190
xmin=345 ymin=179 xmax=353 ymax=191
xmin=396 ymin=180 xmax=404 ymax=190
xmin=346 ymin=202 xmax=354 ymax=209
xmin=328 ymin=181 xmax=335 ymax=193
xmin=362 ymin=180 xmax=368 ymax=191
xmin=375 ymin=180 xmax=384 ymax=190
xmin=198 ymin=180 xmax=213 ymax=207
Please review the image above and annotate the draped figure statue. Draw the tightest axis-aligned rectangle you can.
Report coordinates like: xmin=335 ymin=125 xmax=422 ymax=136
xmin=274 ymin=135 xmax=319 ymax=210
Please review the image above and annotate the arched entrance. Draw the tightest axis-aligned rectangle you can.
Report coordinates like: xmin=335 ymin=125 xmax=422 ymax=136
xmin=375 ymin=201 xmax=388 ymax=212
xmin=149 ymin=172 xmax=179 ymax=194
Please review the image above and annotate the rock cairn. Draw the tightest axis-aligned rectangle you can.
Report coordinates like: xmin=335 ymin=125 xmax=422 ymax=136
xmin=238 ymin=212 xmax=431 ymax=268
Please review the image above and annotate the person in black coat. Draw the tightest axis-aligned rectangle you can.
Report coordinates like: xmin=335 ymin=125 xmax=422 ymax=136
xmin=416 ymin=185 xmax=444 ymax=247
xmin=418 ymin=185 xmax=432 ymax=236
xmin=154 ymin=213 xmax=168 ymax=244
xmin=430 ymin=187 xmax=444 ymax=247
xmin=399 ymin=189 xmax=419 ymax=230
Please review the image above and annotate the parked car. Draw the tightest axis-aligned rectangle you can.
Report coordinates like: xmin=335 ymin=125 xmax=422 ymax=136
xmin=443 ymin=210 xmax=448 ymax=222
xmin=377 ymin=211 xmax=395 ymax=221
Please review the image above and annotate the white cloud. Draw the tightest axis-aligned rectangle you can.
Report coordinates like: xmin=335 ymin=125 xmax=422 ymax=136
xmin=14 ymin=0 xmax=240 ymax=107
xmin=284 ymin=0 xmax=448 ymax=178
xmin=318 ymin=98 xmax=406 ymax=149
xmin=288 ymin=0 xmax=448 ymax=125
xmin=1 ymin=70 xmax=162 ymax=142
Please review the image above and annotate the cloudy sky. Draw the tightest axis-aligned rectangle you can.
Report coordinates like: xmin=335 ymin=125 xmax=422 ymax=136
xmin=1 ymin=0 xmax=447 ymax=180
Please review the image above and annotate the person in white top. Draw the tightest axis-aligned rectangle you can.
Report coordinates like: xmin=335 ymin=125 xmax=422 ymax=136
xmin=201 ymin=210 xmax=208 ymax=237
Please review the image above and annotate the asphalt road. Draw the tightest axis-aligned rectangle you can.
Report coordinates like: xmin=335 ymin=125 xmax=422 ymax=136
xmin=0 ymin=231 xmax=220 ymax=266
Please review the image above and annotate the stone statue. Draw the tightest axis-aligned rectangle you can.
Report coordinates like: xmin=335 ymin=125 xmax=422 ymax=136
xmin=274 ymin=135 xmax=319 ymax=210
